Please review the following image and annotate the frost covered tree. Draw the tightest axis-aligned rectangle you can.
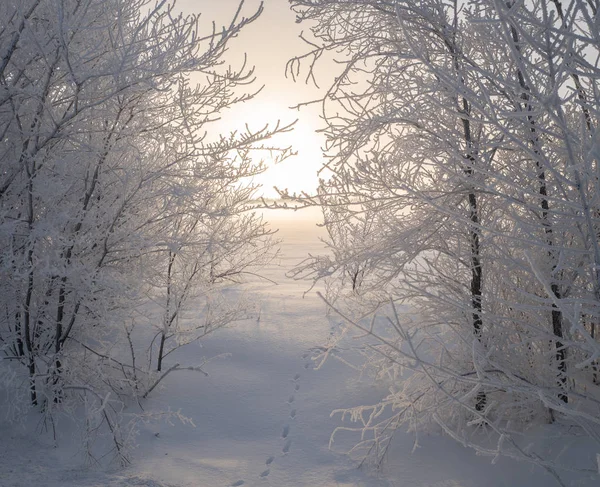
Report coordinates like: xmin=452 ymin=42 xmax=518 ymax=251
xmin=0 ymin=0 xmax=289 ymax=461
xmin=288 ymin=0 xmax=600 ymax=482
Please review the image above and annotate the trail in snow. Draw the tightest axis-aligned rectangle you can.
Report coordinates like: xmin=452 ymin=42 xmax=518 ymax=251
xmin=126 ymin=207 xmax=398 ymax=487
xmin=229 ymin=346 xmax=307 ymax=485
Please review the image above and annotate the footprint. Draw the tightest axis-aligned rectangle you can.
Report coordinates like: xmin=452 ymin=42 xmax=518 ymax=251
xmin=293 ymin=373 xmax=300 ymax=381
xmin=282 ymin=424 xmax=290 ymax=438
xmin=302 ymin=352 xmax=309 ymax=359
xmin=266 ymin=456 xmax=274 ymax=465
xmin=304 ymin=363 xmax=310 ymax=369
xmin=260 ymin=469 xmax=270 ymax=478
xmin=231 ymin=481 xmax=245 ymax=486
xmin=290 ymin=409 xmax=297 ymax=419
xmin=282 ymin=439 xmax=292 ymax=454
xmin=295 ymin=383 xmax=300 ymax=391
xmin=288 ymin=394 xmax=295 ymax=404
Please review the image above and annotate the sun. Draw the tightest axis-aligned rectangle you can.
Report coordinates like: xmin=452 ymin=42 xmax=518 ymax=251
xmin=234 ymin=105 xmax=325 ymax=200
xmin=253 ymin=124 xmax=324 ymax=199
xmin=210 ymin=93 xmax=326 ymax=200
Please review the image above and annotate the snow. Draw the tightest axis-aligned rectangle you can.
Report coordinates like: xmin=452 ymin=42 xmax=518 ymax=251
xmin=0 ymin=207 xmax=590 ymax=486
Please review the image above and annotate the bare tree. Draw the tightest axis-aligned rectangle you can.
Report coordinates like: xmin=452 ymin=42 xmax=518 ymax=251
xmin=0 ymin=0 xmax=290 ymax=463
xmin=287 ymin=0 xmax=600 ymax=483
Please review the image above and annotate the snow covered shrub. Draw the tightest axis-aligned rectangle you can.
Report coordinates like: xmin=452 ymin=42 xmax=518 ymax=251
xmin=0 ymin=0 xmax=289 ymax=462
xmin=288 ymin=0 xmax=600 ymax=483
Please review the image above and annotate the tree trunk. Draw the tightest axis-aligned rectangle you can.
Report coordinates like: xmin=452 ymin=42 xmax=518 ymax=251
xmin=157 ymin=332 xmax=166 ymax=373
xmin=508 ymin=16 xmax=567 ymax=404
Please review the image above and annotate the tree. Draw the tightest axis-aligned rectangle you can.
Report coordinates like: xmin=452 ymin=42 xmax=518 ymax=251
xmin=288 ymin=0 xmax=600 ymax=483
xmin=0 ymin=0 xmax=290 ymax=463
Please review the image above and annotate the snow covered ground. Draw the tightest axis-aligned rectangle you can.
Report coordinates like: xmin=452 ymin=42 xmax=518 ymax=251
xmin=0 ymin=208 xmax=589 ymax=486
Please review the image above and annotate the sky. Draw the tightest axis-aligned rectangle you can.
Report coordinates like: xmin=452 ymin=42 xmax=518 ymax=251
xmin=175 ymin=0 xmax=328 ymax=199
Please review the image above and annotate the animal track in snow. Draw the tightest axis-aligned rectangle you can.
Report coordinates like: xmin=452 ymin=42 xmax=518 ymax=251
xmin=231 ymin=481 xmax=245 ymax=486
xmin=282 ymin=439 xmax=292 ymax=454
xmin=249 ymin=353 xmax=307 ymax=480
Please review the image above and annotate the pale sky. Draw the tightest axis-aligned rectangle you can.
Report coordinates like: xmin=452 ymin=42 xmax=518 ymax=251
xmin=176 ymin=0 xmax=328 ymax=199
